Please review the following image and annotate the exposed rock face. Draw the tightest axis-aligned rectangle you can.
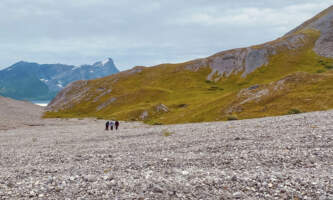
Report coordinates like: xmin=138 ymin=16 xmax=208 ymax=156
xmin=286 ymin=6 xmax=333 ymax=58
xmin=238 ymin=88 xmax=270 ymax=105
xmin=93 ymin=89 xmax=112 ymax=103
xmin=184 ymin=6 xmax=333 ymax=81
xmin=185 ymin=33 xmax=307 ymax=81
xmin=97 ymin=97 xmax=117 ymax=111
xmin=226 ymin=72 xmax=319 ymax=115
xmin=155 ymin=104 xmax=169 ymax=113
xmin=315 ymin=30 xmax=333 ymax=58
xmin=46 ymin=80 xmax=89 ymax=112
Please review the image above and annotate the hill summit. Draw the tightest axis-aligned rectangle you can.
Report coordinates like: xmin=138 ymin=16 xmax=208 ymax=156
xmin=46 ymin=6 xmax=333 ymax=124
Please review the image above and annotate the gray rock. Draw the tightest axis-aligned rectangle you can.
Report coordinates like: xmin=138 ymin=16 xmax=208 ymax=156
xmin=233 ymin=192 xmax=243 ymax=199
xmin=155 ymin=104 xmax=169 ymax=113
xmin=84 ymin=175 xmax=97 ymax=182
xmin=140 ymin=111 xmax=149 ymax=120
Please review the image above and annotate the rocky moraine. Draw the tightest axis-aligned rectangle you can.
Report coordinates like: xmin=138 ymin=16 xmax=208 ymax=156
xmin=0 ymin=109 xmax=332 ymax=199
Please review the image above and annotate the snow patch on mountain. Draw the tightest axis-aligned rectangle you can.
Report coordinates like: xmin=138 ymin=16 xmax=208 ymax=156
xmin=72 ymin=66 xmax=81 ymax=70
xmin=102 ymin=58 xmax=112 ymax=66
xmin=57 ymin=81 xmax=64 ymax=88
xmin=40 ymin=78 xmax=49 ymax=83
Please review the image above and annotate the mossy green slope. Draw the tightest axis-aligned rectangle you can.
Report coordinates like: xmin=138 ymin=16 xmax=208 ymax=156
xmin=45 ymin=8 xmax=333 ymax=124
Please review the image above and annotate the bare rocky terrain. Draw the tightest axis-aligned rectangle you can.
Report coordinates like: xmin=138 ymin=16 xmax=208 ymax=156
xmin=0 ymin=96 xmax=75 ymax=131
xmin=0 ymin=107 xmax=332 ymax=199
xmin=0 ymin=96 xmax=44 ymax=130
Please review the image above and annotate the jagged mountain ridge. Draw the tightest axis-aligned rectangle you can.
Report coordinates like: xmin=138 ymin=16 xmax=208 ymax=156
xmin=46 ymin=6 xmax=333 ymax=124
xmin=0 ymin=58 xmax=119 ymax=101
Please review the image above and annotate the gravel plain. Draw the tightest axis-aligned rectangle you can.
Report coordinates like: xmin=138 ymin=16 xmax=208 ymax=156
xmin=0 ymin=97 xmax=44 ymax=131
xmin=0 ymin=110 xmax=333 ymax=199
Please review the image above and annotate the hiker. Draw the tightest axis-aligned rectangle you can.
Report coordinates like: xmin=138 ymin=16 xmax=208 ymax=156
xmin=115 ymin=120 xmax=119 ymax=130
xmin=105 ymin=121 xmax=109 ymax=130
xmin=110 ymin=120 xmax=114 ymax=131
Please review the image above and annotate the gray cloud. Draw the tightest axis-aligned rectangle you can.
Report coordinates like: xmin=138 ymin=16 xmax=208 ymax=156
xmin=0 ymin=0 xmax=331 ymax=70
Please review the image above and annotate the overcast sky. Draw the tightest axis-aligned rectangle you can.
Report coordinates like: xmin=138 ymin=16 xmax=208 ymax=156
xmin=0 ymin=0 xmax=332 ymax=70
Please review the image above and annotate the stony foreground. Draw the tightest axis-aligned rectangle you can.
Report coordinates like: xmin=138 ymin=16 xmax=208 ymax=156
xmin=0 ymin=96 xmax=43 ymax=131
xmin=0 ymin=111 xmax=332 ymax=199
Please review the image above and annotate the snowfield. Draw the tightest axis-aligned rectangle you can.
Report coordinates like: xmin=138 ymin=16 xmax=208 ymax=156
xmin=0 ymin=110 xmax=332 ymax=199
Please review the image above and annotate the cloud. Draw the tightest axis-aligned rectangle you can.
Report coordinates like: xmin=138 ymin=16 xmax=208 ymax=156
xmin=174 ymin=2 xmax=331 ymax=27
xmin=0 ymin=0 xmax=332 ymax=69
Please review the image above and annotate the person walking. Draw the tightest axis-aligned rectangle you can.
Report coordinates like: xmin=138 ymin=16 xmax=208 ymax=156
xmin=115 ymin=120 xmax=119 ymax=130
xmin=110 ymin=120 xmax=114 ymax=131
xmin=105 ymin=121 xmax=109 ymax=131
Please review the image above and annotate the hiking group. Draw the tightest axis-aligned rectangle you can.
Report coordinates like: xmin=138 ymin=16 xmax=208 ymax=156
xmin=105 ymin=120 xmax=120 ymax=131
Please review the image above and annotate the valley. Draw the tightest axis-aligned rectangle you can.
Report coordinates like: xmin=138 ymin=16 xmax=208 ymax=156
xmin=1 ymin=109 xmax=333 ymax=199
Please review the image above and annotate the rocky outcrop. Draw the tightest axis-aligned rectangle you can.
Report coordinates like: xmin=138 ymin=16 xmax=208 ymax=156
xmin=184 ymin=6 xmax=333 ymax=81
xmin=140 ymin=111 xmax=149 ymax=120
xmin=155 ymin=104 xmax=169 ymax=113
xmin=138 ymin=104 xmax=169 ymax=121
xmin=185 ymin=33 xmax=307 ymax=81
xmin=96 ymin=97 xmax=117 ymax=111
xmin=225 ymin=72 xmax=320 ymax=115
xmin=46 ymin=80 xmax=89 ymax=112
xmin=286 ymin=6 xmax=333 ymax=58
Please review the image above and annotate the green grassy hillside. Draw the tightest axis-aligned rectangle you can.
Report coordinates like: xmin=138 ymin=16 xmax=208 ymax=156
xmin=44 ymin=26 xmax=333 ymax=124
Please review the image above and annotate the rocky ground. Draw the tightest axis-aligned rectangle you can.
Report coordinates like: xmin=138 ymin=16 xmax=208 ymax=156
xmin=0 ymin=110 xmax=332 ymax=199
xmin=0 ymin=96 xmax=44 ymax=131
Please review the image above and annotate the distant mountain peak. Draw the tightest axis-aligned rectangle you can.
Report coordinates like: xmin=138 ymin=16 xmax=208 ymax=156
xmin=102 ymin=58 xmax=113 ymax=66
xmin=14 ymin=61 xmax=35 ymax=65
xmin=93 ymin=58 xmax=115 ymax=67
xmin=0 ymin=58 xmax=120 ymax=101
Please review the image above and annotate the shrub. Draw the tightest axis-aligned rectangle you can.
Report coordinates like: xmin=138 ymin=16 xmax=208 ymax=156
xmin=162 ymin=129 xmax=175 ymax=137
xmin=205 ymin=80 xmax=212 ymax=84
xmin=227 ymin=116 xmax=238 ymax=121
xmin=316 ymin=69 xmax=325 ymax=73
xmin=208 ymin=86 xmax=224 ymax=91
xmin=288 ymin=109 xmax=302 ymax=115
xmin=177 ymin=104 xmax=187 ymax=108
xmin=153 ymin=122 xmax=163 ymax=125
xmin=324 ymin=65 xmax=333 ymax=70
